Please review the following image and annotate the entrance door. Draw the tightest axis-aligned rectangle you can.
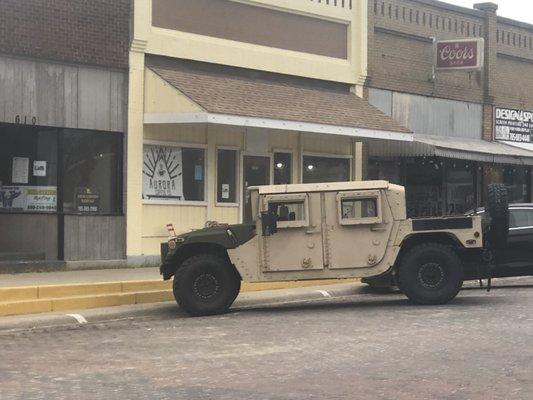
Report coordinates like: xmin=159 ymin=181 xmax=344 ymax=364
xmin=243 ymin=155 xmax=271 ymax=223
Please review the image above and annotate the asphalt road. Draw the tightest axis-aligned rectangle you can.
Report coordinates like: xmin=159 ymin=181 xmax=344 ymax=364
xmin=1 ymin=278 xmax=533 ymax=400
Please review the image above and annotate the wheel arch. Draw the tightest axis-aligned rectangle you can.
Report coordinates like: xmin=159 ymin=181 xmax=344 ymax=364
xmin=396 ymin=233 xmax=463 ymax=267
xmin=163 ymin=242 xmax=241 ymax=281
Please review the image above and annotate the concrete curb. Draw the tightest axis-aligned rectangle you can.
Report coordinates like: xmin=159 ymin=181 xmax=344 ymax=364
xmin=0 ymin=278 xmax=359 ymax=317
xmin=0 ymin=283 xmax=363 ymax=334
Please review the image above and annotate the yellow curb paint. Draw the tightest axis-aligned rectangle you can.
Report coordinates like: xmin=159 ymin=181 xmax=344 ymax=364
xmin=0 ymin=278 xmax=360 ymax=317
xmin=122 ymin=280 xmax=172 ymax=293
xmin=51 ymin=293 xmax=136 ymax=312
xmin=0 ymin=286 xmax=39 ymax=302
xmin=135 ymin=290 xmax=174 ymax=304
xmin=0 ymin=299 xmax=52 ymax=317
xmin=38 ymin=282 xmax=124 ymax=299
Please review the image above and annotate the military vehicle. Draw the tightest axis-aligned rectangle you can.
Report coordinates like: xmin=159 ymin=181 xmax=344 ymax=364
xmin=160 ymin=181 xmax=508 ymax=316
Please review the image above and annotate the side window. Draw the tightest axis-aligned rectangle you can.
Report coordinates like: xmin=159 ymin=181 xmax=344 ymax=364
xmin=337 ymin=190 xmax=382 ymax=226
xmin=341 ymin=198 xmax=378 ymax=219
xmin=510 ymin=209 xmax=533 ymax=229
xmin=265 ymin=195 xmax=309 ymax=228
xmin=268 ymin=201 xmax=305 ymax=222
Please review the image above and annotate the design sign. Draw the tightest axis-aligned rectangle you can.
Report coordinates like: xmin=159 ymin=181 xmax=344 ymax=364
xmin=435 ymin=39 xmax=484 ymax=70
xmin=143 ymin=144 xmax=183 ymax=201
xmin=494 ymin=107 xmax=533 ymax=144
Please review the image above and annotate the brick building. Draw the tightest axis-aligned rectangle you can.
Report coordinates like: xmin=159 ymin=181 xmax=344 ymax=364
xmin=0 ymin=0 xmax=130 ymax=269
xmin=364 ymin=0 xmax=533 ymax=216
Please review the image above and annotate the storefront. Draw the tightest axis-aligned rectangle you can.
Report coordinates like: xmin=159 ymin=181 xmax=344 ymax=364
xmin=127 ymin=56 xmax=411 ymax=265
xmin=0 ymin=55 xmax=127 ymax=267
xmin=367 ymin=135 xmax=533 ymax=217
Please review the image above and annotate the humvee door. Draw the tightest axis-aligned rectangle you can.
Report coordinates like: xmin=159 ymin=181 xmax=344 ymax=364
xmin=260 ymin=193 xmax=324 ymax=271
xmin=324 ymin=190 xmax=394 ymax=269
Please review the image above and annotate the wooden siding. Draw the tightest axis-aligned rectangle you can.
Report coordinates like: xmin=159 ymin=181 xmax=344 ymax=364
xmin=63 ymin=215 xmax=125 ymax=261
xmin=0 ymin=55 xmax=126 ymax=132
xmin=0 ymin=214 xmax=58 ymax=260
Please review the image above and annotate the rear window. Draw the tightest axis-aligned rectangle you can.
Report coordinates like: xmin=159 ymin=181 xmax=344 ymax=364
xmin=509 ymin=209 xmax=533 ymax=229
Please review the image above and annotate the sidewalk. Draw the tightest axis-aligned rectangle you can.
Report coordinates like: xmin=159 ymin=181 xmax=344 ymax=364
xmin=0 ymin=267 xmax=161 ymax=287
xmin=0 ymin=267 xmax=359 ymax=318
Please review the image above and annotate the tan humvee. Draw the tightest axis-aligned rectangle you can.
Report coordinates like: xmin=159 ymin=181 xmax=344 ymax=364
xmin=161 ymin=181 xmax=505 ymax=316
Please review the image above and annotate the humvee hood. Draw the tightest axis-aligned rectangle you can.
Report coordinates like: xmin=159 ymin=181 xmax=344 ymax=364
xmin=176 ymin=223 xmax=256 ymax=248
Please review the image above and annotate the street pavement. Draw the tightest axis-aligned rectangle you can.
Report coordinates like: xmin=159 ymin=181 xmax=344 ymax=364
xmin=1 ymin=277 xmax=533 ymax=400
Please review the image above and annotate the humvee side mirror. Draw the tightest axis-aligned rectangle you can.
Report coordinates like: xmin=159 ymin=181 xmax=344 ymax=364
xmin=260 ymin=211 xmax=278 ymax=236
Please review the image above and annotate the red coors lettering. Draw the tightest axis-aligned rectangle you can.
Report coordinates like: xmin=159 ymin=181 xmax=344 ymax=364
xmin=436 ymin=41 xmax=479 ymax=69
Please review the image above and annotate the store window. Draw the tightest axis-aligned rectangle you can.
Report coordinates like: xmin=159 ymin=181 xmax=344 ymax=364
xmin=0 ymin=123 xmax=123 ymax=215
xmin=302 ymin=155 xmax=350 ymax=183
xmin=217 ymin=149 xmax=237 ymax=203
xmin=405 ymin=158 xmax=444 ymax=218
xmin=142 ymin=143 xmax=205 ymax=202
xmin=0 ymin=124 xmax=58 ymax=213
xmin=484 ymin=165 xmax=531 ymax=204
xmin=62 ymin=130 xmax=123 ymax=214
xmin=367 ymin=159 xmax=402 ymax=184
xmin=274 ymin=152 xmax=292 ymax=185
xmin=445 ymin=160 xmax=476 ymax=215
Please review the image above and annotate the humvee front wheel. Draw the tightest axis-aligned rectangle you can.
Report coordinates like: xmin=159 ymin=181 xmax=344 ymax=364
xmin=397 ymin=243 xmax=463 ymax=305
xmin=173 ymin=254 xmax=241 ymax=316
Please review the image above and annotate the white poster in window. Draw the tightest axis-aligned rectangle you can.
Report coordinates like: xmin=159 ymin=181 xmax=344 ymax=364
xmin=12 ymin=157 xmax=29 ymax=184
xmin=221 ymin=184 xmax=230 ymax=199
xmin=25 ymin=186 xmax=57 ymax=212
xmin=33 ymin=161 xmax=47 ymax=177
xmin=142 ymin=144 xmax=183 ymax=201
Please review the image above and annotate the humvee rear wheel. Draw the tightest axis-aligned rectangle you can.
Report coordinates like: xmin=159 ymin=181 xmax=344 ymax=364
xmin=173 ymin=254 xmax=241 ymax=316
xmin=397 ymin=243 xmax=463 ymax=305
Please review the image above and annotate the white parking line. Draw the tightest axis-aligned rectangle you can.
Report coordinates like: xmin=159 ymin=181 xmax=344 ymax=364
xmin=316 ymin=290 xmax=332 ymax=298
xmin=66 ymin=314 xmax=88 ymax=324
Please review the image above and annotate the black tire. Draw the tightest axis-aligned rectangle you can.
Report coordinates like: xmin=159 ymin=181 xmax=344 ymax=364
xmin=486 ymin=183 xmax=509 ymax=250
xmin=173 ymin=254 xmax=241 ymax=316
xmin=396 ymin=243 xmax=464 ymax=305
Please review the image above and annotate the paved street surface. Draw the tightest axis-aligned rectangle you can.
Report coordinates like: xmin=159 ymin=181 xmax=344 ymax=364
xmin=1 ymin=277 xmax=533 ymax=400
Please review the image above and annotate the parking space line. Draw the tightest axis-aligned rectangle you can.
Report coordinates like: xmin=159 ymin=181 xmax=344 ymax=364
xmin=66 ymin=314 xmax=88 ymax=324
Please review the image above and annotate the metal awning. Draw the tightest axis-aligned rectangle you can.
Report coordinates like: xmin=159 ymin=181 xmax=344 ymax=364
xmin=368 ymin=134 xmax=533 ymax=166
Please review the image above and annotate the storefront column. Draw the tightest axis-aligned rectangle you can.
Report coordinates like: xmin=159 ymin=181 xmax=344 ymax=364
xmin=126 ymin=51 xmax=145 ymax=260
xmin=354 ymin=140 xmax=363 ymax=181
xmin=206 ymin=126 xmax=217 ymax=222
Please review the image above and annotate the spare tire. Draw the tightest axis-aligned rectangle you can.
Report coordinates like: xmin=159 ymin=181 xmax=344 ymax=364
xmin=486 ymin=183 xmax=509 ymax=250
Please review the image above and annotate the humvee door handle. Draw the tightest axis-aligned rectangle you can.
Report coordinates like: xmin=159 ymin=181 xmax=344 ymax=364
xmin=305 ymin=228 xmax=321 ymax=234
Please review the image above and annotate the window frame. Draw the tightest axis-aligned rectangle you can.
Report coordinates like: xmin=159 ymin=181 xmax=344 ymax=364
xmin=216 ymin=146 xmax=240 ymax=207
xmin=263 ymin=193 xmax=310 ymax=229
xmin=336 ymin=190 xmax=383 ymax=226
xmin=142 ymin=140 xmax=208 ymax=206
xmin=301 ymin=152 xmax=353 ymax=184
